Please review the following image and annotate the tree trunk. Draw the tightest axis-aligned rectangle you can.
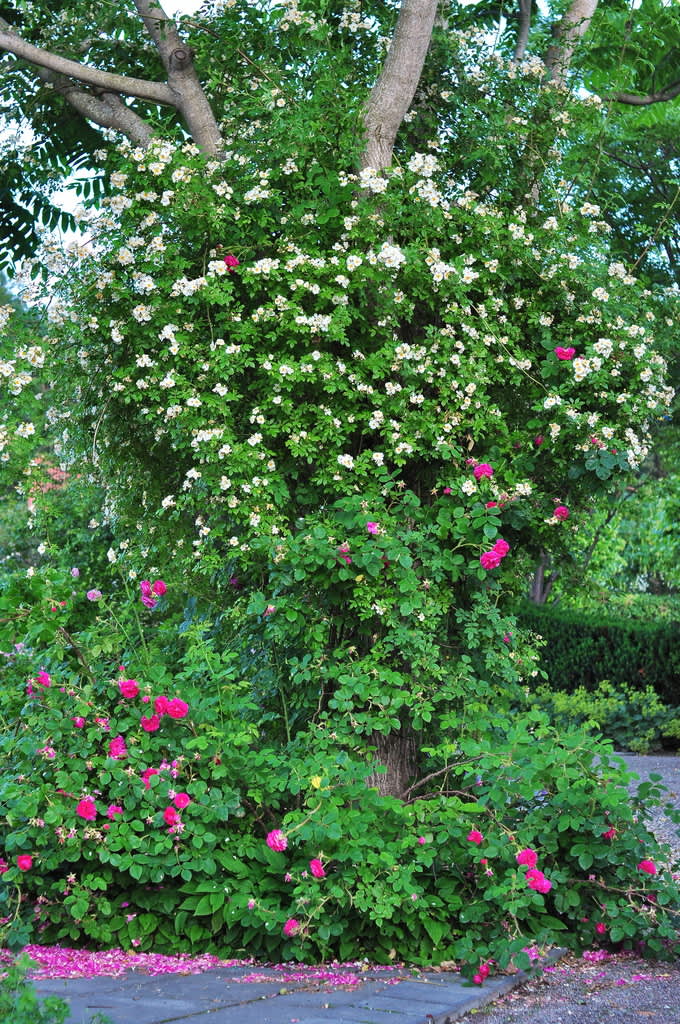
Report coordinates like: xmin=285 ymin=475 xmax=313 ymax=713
xmin=529 ymin=550 xmax=558 ymax=604
xmin=367 ymin=726 xmax=420 ymax=799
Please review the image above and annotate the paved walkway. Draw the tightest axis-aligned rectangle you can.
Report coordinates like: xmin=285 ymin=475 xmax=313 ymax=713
xmin=34 ymin=961 xmax=551 ymax=1024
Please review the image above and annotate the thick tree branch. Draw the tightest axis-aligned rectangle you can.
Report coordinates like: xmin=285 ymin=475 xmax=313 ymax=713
xmin=513 ymin=0 xmax=532 ymax=62
xmin=544 ymin=0 xmax=599 ymax=87
xmin=0 ymin=23 xmax=175 ymax=106
xmin=361 ymin=0 xmax=439 ymax=170
xmin=610 ymin=79 xmax=680 ymax=106
xmin=34 ymin=65 xmax=154 ymax=146
xmin=133 ymin=0 xmax=223 ymax=156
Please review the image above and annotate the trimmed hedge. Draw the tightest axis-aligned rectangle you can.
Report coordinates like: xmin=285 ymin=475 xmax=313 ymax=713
xmin=516 ymin=602 xmax=680 ymax=704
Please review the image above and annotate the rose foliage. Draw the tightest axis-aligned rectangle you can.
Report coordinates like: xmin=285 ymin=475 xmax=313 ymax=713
xmin=0 ymin=9 xmax=678 ymax=977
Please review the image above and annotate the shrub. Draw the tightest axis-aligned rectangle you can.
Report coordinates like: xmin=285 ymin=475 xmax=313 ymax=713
xmin=528 ymin=680 xmax=680 ymax=754
xmin=0 ymin=954 xmax=69 ymax=1024
xmin=516 ymin=602 xmax=680 ymax=703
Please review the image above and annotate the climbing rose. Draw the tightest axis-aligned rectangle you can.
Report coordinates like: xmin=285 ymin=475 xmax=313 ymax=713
xmin=554 ymin=505 xmax=570 ymax=520
xmin=167 ymin=698 xmax=189 ymax=719
xmin=266 ymin=830 xmax=288 ymax=852
xmin=492 ymin=538 xmax=510 ymax=557
xmin=467 ymin=830 xmax=484 ymax=845
xmin=140 ymin=580 xmax=152 ymax=597
xmin=141 ymin=714 xmax=161 ymax=732
xmin=173 ymin=792 xmax=191 ymax=809
xmin=72 ymin=716 xmax=86 ymax=728
xmin=163 ymin=806 xmax=180 ymax=827
xmin=16 ymin=855 xmax=32 ymax=871
xmin=309 ymin=859 xmax=325 ymax=879
xmin=224 ymin=254 xmax=240 ymax=270
xmin=151 ymin=579 xmax=167 ymax=595
xmin=142 ymin=768 xmax=159 ymax=789
xmin=119 ymin=678 xmax=139 ymax=698
xmin=526 ymin=868 xmax=552 ymax=893
xmin=480 ymin=551 xmax=502 ymax=570
xmin=638 ymin=859 xmax=657 ymax=875
xmin=76 ymin=798 xmax=97 ymax=821
xmin=154 ymin=695 xmax=170 ymax=715
xmin=86 ymin=589 xmax=102 ymax=601
xmin=108 ymin=736 xmax=127 ymax=759
xmin=36 ymin=670 xmax=51 ymax=687
xmin=595 ymin=922 xmax=607 ymax=935
xmin=516 ymin=848 xmax=538 ymax=868
xmin=555 ymin=346 xmax=576 ymax=360
xmin=366 ymin=522 xmax=379 ymax=534
xmin=473 ymin=463 xmax=494 ymax=480
xmin=107 ymin=805 xmax=124 ymax=820
xmin=602 ymin=827 xmax=617 ymax=840
xmin=283 ymin=918 xmax=300 ymax=936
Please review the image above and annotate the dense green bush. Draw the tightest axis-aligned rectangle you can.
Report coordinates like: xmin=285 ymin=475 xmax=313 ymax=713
xmin=0 ymin=955 xmax=69 ymax=1024
xmin=517 ymin=602 xmax=680 ymax=703
xmin=528 ymin=680 xmax=680 ymax=754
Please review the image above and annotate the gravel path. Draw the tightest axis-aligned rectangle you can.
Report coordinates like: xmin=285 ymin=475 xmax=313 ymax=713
xmin=457 ymin=753 xmax=680 ymax=1024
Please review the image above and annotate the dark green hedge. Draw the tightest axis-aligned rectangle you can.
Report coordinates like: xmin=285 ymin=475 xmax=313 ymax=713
xmin=516 ymin=602 xmax=680 ymax=704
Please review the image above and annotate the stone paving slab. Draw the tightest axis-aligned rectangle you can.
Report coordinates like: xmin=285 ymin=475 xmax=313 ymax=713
xmin=33 ymin=960 xmax=562 ymax=1024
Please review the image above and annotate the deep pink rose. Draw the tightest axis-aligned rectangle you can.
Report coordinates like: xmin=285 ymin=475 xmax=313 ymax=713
xmin=72 ymin=716 xmax=86 ymax=728
xmin=602 ymin=827 xmax=617 ymax=840
xmin=283 ymin=918 xmax=300 ymax=936
xmin=142 ymin=768 xmax=159 ymax=789
xmin=516 ymin=848 xmax=538 ymax=868
xmin=480 ymin=551 xmax=502 ymax=570
xmin=554 ymin=346 xmax=575 ymax=360
xmin=638 ymin=859 xmax=657 ymax=875
xmin=86 ymin=589 xmax=102 ymax=601
xmin=366 ymin=522 xmax=379 ymax=535
xmin=76 ymin=798 xmax=97 ymax=821
xmin=224 ymin=254 xmax=240 ymax=271
xmin=526 ymin=869 xmax=552 ymax=893
xmin=473 ymin=463 xmax=494 ymax=480
xmin=107 ymin=805 xmax=124 ymax=820
xmin=141 ymin=595 xmax=157 ymax=609
xmin=554 ymin=505 xmax=570 ymax=521
xmin=309 ymin=858 xmax=325 ymax=879
xmin=108 ymin=736 xmax=128 ymax=759
xmin=152 ymin=579 xmax=167 ymax=596
xmin=0 ymin=858 xmax=8 ymax=874
xmin=266 ymin=830 xmax=288 ymax=852
xmin=595 ymin=922 xmax=607 ymax=935
xmin=167 ymin=698 xmax=189 ymax=719
xmin=139 ymin=580 xmax=152 ymax=597
xmin=16 ymin=855 xmax=33 ymax=871
xmin=492 ymin=538 xmax=510 ymax=557
xmin=119 ymin=678 xmax=140 ymax=698
xmin=36 ymin=670 xmax=51 ymax=687
xmin=154 ymin=696 xmax=170 ymax=715
xmin=173 ymin=792 xmax=191 ymax=810
xmin=467 ymin=830 xmax=484 ymax=845
xmin=141 ymin=714 xmax=161 ymax=732
xmin=163 ymin=806 xmax=180 ymax=826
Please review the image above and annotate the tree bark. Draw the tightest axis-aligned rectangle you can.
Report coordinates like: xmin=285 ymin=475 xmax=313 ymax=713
xmin=529 ymin=550 xmax=558 ymax=605
xmin=361 ymin=0 xmax=439 ymax=170
xmin=367 ymin=727 xmax=420 ymax=799
xmin=513 ymin=0 xmax=533 ymax=62
xmin=544 ymin=0 xmax=600 ymax=87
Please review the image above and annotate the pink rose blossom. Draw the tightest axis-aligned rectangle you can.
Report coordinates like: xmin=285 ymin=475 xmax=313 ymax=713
xmin=266 ymin=830 xmax=288 ymax=852
xmin=224 ymin=254 xmax=240 ymax=271
xmin=173 ymin=792 xmax=191 ymax=809
xmin=107 ymin=805 xmax=124 ymax=820
xmin=595 ymin=922 xmax=607 ymax=935
xmin=480 ymin=551 xmax=502 ymax=570
xmin=366 ymin=522 xmax=379 ymax=535
xmin=283 ymin=918 xmax=300 ymax=937
xmin=141 ymin=714 xmax=161 ymax=732
xmin=167 ymin=698 xmax=189 ymax=719
xmin=140 ymin=580 xmax=152 ymax=597
xmin=516 ymin=848 xmax=538 ymax=868
xmin=417 ymin=836 xmax=426 ymax=845
xmin=141 ymin=595 xmax=157 ymax=609
xmin=16 ymin=855 xmax=33 ymax=871
xmin=76 ymin=798 xmax=97 ymax=821
xmin=151 ymin=579 xmax=167 ymax=596
xmin=119 ymin=679 xmax=140 ymax=698
xmin=264 ymin=604 xmax=276 ymax=616
xmin=554 ymin=505 xmax=570 ymax=521
xmin=247 ymin=898 xmax=256 ymax=909
xmin=72 ymin=716 xmax=86 ymax=728
xmin=154 ymin=695 xmax=170 ymax=715
xmin=485 ymin=501 xmax=497 ymax=508
xmin=554 ymin=346 xmax=576 ymax=360
xmin=473 ymin=973 xmax=483 ymax=985
xmin=467 ymin=830 xmax=484 ymax=845
xmin=36 ymin=670 xmax=51 ymax=687
xmin=637 ymin=859 xmax=657 ymax=875
xmin=108 ymin=736 xmax=128 ymax=760
xmin=70 ymin=567 xmax=80 ymax=578
xmin=309 ymin=858 xmax=325 ymax=879
xmin=142 ymin=768 xmax=159 ymax=789
xmin=602 ymin=827 xmax=617 ymax=840
xmin=526 ymin=869 xmax=552 ymax=893
xmin=163 ymin=806 xmax=180 ymax=827
xmin=473 ymin=463 xmax=494 ymax=480
xmin=443 ymin=487 xmax=452 ymax=494
xmin=0 ymin=858 xmax=8 ymax=874
xmin=86 ymin=589 xmax=102 ymax=601
xmin=492 ymin=538 xmax=510 ymax=557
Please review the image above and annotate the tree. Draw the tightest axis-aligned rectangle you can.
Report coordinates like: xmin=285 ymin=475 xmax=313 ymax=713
xmin=0 ymin=0 xmax=678 ymax=967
